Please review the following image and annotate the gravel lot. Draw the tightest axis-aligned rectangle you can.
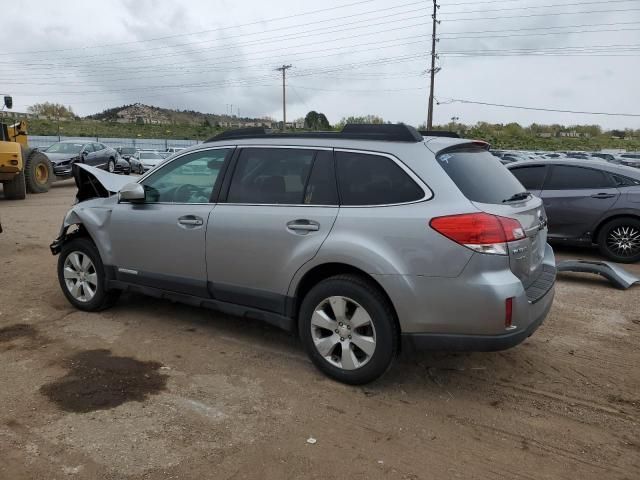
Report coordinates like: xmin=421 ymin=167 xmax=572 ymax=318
xmin=1 ymin=180 xmax=639 ymax=480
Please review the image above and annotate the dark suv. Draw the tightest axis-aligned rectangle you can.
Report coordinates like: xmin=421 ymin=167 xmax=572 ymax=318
xmin=508 ymin=159 xmax=640 ymax=262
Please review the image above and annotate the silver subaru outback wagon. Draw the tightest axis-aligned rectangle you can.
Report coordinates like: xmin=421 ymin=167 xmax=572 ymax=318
xmin=51 ymin=124 xmax=555 ymax=384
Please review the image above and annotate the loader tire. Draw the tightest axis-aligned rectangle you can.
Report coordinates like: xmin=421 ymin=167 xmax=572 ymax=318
xmin=3 ymin=170 xmax=27 ymax=200
xmin=24 ymin=149 xmax=53 ymax=193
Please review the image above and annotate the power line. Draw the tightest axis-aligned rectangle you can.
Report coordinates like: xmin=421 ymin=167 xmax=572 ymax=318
xmin=442 ymin=7 xmax=640 ymax=22
xmin=439 ymin=26 xmax=640 ymax=41
xmin=439 ymin=98 xmax=640 ymax=117
xmin=439 ymin=20 xmax=640 ymax=37
xmin=0 ymin=0 xmax=378 ymax=55
xmin=0 ymin=15 xmax=432 ymax=69
xmin=13 ymin=2 xmax=428 ymax=64
xmin=440 ymin=0 xmax=636 ymax=15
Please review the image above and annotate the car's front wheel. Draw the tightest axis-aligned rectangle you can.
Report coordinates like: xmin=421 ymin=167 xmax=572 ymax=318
xmin=107 ymin=159 xmax=115 ymax=173
xmin=299 ymin=275 xmax=398 ymax=384
xmin=598 ymin=217 xmax=640 ymax=263
xmin=57 ymin=237 xmax=120 ymax=311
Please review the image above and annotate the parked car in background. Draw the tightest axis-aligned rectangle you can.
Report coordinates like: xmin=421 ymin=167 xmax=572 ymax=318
xmin=618 ymin=153 xmax=640 ymax=168
xmin=50 ymin=125 xmax=556 ymax=384
xmin=166 ymin=147 xmax=185 ymax=154
xmin=133 ymin=150 xmax=165 ymax=172
xmin=590 ymin=152 xmax=616 ymax=162
xmin=508 ymin=159 xmax=640 ymax=262
xmin=43 ymin=141 xmax=122 ymax=178
xmin=116 ymin=146 xmax=138 ymax=161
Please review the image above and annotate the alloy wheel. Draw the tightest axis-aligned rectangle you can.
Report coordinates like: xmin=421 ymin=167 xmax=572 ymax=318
xmin=63 ymin=251 xmax=98 ymax=302
xmin=108 ymin=161 xmax=115 ymax=173
xmin=606 ymin=225 xmax=640 ymax=258
xmin=310 ymin=296 xmax=377 ymax=370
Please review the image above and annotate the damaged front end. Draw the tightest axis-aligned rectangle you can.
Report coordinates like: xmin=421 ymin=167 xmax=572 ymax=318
xmin=50 ymin=164 xmax=132 ymax=255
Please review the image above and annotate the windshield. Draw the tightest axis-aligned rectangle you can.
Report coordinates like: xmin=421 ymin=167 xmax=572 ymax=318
xmin=436 ymin=146 xmax=525 ymax=204
xmin=141 ymin=152 xmax=162 ymax=159
xmin=45 ymin=142 xmax=84 ymax=154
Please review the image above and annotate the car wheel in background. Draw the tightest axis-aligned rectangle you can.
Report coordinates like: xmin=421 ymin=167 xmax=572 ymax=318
xmin=107 ymin=159 xmax=115 ymax=173
xmin=597 ymin=217 xmax=640 ymax=263
xmin=298 ymin=275 xmax=398 ymax=385
xmin=57 ymin=237 xmax=120 ymax=311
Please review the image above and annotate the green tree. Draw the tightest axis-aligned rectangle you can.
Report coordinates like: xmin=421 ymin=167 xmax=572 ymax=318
xmin=304 ymin=111 xmax=331 ymax=130
xmin=27 ymin=102 xmax=76 ymax=120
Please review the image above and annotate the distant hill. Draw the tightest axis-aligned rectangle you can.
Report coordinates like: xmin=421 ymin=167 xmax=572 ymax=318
xmin=85 ymin=103 xmax=266 ymax=126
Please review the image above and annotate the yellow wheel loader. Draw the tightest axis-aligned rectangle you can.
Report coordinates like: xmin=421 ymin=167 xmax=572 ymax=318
xmin=0 ymin=95 xmax=53 ymax=200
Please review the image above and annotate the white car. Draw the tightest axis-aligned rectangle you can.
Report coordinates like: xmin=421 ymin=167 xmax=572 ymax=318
xmin=134 ymin=151 xmax=165 ymax=172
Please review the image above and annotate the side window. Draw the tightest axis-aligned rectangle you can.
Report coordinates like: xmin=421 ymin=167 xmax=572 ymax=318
xmin=93 ymin=143 xmax=103 ymax=151
xmin=304 ymin=150 xmax=338 ymax=205
xmin=227 ymin=148 xmax=314 ymax=204
xmin=336 ymin=151 xmax=424 ymax=206
xmin=545 ymin=166 xmax=614 ymax=190
xmin=510 ymin=166 xmax=547 ymax=190
xmin=142 ymin=148 xmax=230 ymax=203
xmin=83 ymin=143 xmax=94 ymax=153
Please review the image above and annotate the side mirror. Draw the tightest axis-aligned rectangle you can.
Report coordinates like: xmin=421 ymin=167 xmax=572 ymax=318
xmin=3 ymin=96 xmax=12 ymax=109
xmin=119 ymin=182 xmax=145 ymax=202
xmin=81 ymin=150 xmax=89 ymax=156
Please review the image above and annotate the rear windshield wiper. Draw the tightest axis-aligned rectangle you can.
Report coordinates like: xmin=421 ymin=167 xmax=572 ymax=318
xmin=502 ymin=192 xmax=531 ymax=203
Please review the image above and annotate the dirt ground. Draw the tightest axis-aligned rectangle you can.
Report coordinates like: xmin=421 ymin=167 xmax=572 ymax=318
xmin=0 ymin=180 xmax=638 ymax=480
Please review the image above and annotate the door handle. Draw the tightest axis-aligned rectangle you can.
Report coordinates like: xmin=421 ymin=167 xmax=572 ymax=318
xmin=178 ymin=216 xmax=204 ymax=226
xmin=591 ymin=193 xmax=615 ymax=199
xmin=287 ymin=220 xmax=320 ymax=232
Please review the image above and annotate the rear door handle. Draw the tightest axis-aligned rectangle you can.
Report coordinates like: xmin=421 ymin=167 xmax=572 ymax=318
xmin=178 ymin=215 xmax=204 ymax=226
xmin=287 ymin=220 xmax=320 ymax=232
xmin=591 ymin=193 xmax=615 ymax=199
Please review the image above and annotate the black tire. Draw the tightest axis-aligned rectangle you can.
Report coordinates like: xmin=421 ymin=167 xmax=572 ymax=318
xmin=57 ymin=237 xmax=120 ymax=311
xmin=2 ymin=170 xmax=26 ymax=200
xmin=23 ymin=149 xmax=53 ymax=194
xmin=107 ymin=158 xmax=116 ymax=173
xmin=597 ymin=217 xmax=640 ymax=263
xmin=298 ymin=274 xmax=398 ymax=385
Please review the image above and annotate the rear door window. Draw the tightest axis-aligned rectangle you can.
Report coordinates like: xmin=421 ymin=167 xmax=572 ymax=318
xmin=335 ymin=151 xmax=424 ymax=206
xmin=545 ymin=166 xmax=614 ymax=189
xmin=227 ymin=148 xmax=315 ymax=204
xmin=436 ymin=146 xmax=524 ymax=204
xmin=510 ymin=166 xmax=547 ymax=190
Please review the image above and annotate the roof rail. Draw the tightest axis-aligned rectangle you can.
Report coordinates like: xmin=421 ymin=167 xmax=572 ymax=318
xmin=419 ymin=130 xmax=460 ymax=138
xmin=205 ymin=123 xmax=424 ymax=143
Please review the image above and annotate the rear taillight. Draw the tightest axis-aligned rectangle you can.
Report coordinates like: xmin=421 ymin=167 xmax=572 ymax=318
xmin=430 ymin=213 xmax=525 ymax=255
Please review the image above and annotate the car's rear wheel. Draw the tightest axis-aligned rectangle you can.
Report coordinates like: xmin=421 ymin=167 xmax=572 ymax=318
xmin=597 ymin=217 xmax=640 ymax=263
xmin=57 ymin=237 xmax=120 ymax=311
xmin=299 ymin=275 xmax=397 ymax=384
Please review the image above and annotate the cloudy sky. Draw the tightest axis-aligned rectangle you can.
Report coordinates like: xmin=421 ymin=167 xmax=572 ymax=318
xmin=1 ymin=0 xmax=639 ymax=129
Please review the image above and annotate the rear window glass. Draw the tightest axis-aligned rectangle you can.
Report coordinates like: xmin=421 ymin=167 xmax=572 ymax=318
xmin=545 ymin=165 xmax=614 ymax=189
xmin=336 ymin=151 xmax=424 ymax=205
xmin=510 ymin=166 xmax=547 ymax=190
xmin=437 ymin=147 xmax=524 ymax=204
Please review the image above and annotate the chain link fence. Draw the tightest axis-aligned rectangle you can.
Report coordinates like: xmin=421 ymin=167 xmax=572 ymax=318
xmin=29 ymin=135 xmax=201 ymax=151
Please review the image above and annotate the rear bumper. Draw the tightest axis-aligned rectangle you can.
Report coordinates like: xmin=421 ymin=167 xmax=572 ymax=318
xmin=401 ymin=286 xmax=553 ymax=352
xmin=375 ymin=243 xmax=556 ymax=351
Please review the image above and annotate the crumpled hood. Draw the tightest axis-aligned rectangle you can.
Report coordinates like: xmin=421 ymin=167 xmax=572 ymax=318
xmin=73 ymin=163 xmax=135 ymax=202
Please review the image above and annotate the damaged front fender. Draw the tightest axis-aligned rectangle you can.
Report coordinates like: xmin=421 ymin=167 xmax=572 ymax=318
xmin=51 ymin=164 xmax=135 ymax=257
xmin=50 ymin=191 xmax=119 ymax=262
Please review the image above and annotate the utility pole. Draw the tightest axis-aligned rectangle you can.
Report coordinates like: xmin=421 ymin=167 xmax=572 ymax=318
xmin=427 ymin=0 xmax=440 ymax=129
xmin=276 ymin=64 xmax=292 ymax=130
